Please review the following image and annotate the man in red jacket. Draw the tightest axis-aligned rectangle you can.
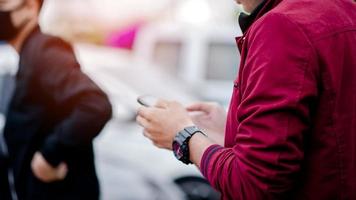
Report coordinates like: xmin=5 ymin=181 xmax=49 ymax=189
xmin=137 ymin=0 xmax=356 ymax=199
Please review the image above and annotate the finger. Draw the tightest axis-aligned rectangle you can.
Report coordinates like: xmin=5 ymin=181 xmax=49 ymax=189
xmin=137 ymin=106 xmax=156 ymax=121
xmin=136 ymin=115 xmax=150 ymax=128
xmin=186 ymin=102 xmax=216 ymax=113
xmin=32 ymin=152 xmax=41 ymax=163
xmin=31 ymin=161 xmax=41 ymax=180
xmin=143 ymin=130 xmax=154 ymax=140
xmin=168 ymin=100 xmax=185 ymax=109
xmin=31 ymin=153 xmax=38 ymax=169
xmin=189 ymin=113 xmax=206 ymax=123
xmin=31 ymin=153 xmax=45 ymax=175
xmin=56 ymin=163 xmax=68 ymax=180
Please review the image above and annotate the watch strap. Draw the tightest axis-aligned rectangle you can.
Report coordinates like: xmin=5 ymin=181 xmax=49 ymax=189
xmin=173 ymin=126 xmax=206 ymax=164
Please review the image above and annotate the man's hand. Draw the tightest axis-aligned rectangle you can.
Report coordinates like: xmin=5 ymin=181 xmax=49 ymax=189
xmin=31 ymin=152 xmax=68 ymax=183
xmin=136 ymin=99 xmax=194 ymax=150
xmin=187 ymin=102 xmax=227 ymax=146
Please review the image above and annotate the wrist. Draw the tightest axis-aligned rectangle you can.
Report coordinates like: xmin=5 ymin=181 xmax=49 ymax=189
xmin=188 ymin=132 xmax=213 ymax=168
xmin=189 ymin=132 xmax=208 ymax=146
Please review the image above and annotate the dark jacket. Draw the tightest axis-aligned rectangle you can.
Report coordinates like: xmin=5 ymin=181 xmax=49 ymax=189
xmin=4 ymin=27 xmax=112 ymax=200
xmin=200 ymin=0 xmax=356 ymax=199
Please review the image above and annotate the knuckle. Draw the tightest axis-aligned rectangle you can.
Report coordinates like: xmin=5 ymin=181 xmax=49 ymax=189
xmin=146 ymin=126 xmax=155 ymax=133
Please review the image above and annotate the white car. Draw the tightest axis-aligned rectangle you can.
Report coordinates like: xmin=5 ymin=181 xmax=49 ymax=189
xmin=134 ymin=22 xmax=242 ymax=106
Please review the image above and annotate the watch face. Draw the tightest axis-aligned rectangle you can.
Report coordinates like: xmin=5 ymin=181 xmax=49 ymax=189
xmin=173 ymin=141 xmax=183 ymax=159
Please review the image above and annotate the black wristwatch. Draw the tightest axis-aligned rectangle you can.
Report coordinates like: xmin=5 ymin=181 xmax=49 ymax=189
xmin=172 ymin=126 xmax=206 ymax=164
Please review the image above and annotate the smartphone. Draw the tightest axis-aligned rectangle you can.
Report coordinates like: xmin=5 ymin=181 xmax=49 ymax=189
xmin=137 ymin=95 xmax=158 ymax=107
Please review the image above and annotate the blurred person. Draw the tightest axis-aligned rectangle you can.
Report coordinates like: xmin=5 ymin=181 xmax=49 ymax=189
xmin=0 ymin=41 xmax=18 ymax=200
xmin=0 ymin=0 xmax=112 ymax=200
xmin=137 ymin=0 xmax=356 ymax=199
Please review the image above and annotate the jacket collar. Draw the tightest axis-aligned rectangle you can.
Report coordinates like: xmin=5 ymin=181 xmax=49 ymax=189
xmin=238 ymin=0 xmax=283 ymax=33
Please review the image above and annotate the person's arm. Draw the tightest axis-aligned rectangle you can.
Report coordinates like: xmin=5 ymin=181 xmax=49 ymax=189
xmin=197 ymin=13 xmax=318 ymax=199
xmin=35 ymin=38 xmax=112 ymax=167
xmin=187 ymin=132 xmax=214 ymax=168
xmin=137 ymin=13 xmax=318 ymax=199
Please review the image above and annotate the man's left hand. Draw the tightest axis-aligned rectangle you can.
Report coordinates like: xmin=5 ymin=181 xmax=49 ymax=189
xmin=31 ymin=152 xmax=68 ymax=183
xmin=136 ymin=99 xmax=194 ymax=150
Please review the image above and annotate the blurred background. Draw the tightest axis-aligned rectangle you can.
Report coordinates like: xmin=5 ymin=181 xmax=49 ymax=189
xmin=38 ymin=0 xmax=243 ymax=199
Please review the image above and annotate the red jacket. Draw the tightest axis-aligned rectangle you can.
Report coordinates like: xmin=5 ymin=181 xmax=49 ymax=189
xmin=200 ymin=0 xmax=356 ymax=199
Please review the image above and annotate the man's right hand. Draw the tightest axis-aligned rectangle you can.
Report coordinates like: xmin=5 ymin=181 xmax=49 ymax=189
xmin=31 ymin=152 xmax=68 ymax=183
xmin=187 ymin=102 xmax=227 ymax=146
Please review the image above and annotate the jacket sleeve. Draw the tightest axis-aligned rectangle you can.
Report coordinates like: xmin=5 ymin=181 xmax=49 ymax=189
xmin=36 ymin=38 xmax=112 ymax=167
xmin=200 ymin=13 xmax=319 ymax=199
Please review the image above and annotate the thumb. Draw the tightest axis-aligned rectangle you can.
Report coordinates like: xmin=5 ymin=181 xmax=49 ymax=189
xmin=56 ymin=162 xmax=68 ymax=180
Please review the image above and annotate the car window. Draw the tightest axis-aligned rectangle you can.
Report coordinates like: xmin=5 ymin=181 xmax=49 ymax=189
xmin=153 ymin=41 xmax=183 ymax=76
xmin=206 ymin=42 xmax=239 ymax=81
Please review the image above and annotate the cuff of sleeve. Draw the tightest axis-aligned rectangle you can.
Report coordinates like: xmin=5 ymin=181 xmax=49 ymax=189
xmin=200 ymin=144 xmax=223 ymax=179
xmin=40 ymin=135 xmax=65 ymax=167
